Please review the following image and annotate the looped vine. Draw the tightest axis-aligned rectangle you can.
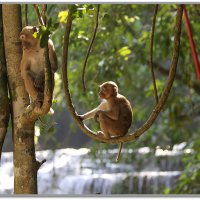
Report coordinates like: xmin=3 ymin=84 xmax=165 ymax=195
xmin=62 ymin=5 xmax=183 ymax=144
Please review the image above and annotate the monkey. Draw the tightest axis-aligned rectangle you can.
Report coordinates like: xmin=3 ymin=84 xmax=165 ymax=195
xmin=19 ymin=26 xmax=58 ymax=107
xmin=79 ymin=81 xmax=133 ymax=161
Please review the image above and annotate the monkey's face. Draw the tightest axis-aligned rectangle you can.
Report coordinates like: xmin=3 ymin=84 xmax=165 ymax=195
xmin=99 ymin=84 xmax=118 ymax=99
xmin=20 ymin=26 xmax=39 ymax=50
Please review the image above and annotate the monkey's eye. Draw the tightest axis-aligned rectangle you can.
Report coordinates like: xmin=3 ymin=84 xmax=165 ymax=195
xmin=102 ymin=87 xmax=106 ymax=92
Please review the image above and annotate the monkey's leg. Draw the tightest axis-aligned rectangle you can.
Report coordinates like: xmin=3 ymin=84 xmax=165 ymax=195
xmin=97 ymin=112 xmax=112 ymax=139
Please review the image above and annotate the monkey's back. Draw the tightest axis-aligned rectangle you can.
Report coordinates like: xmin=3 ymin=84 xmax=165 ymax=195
xmin=117 ymin=94 xmax=133 ymax=131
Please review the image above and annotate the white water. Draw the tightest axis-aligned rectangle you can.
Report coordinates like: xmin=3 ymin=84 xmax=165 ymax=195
xmin=0 ymin=144 xmax=188 ymax=195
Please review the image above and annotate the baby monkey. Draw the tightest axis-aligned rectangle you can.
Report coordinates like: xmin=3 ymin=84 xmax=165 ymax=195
xmin=79 ymin=81 xmax=133 ymax=140
xmin=19 ymin=26 xmax=58 ymax=107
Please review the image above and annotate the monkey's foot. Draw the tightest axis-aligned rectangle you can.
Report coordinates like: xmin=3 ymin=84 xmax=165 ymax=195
xmin=35 ymin=99 xmax=43 ymax=108
xmin=77 ymin=115 xmax=84 ymax=122
xmin=97 ymin=131 xmax=105 ymax=138
xmin=35 ymin=92 xmax=44 ymax=108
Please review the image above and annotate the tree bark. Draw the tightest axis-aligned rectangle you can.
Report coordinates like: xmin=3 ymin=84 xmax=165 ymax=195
xmin=2 ymin=4 xmax=38 ymax=194
xmin=0 ymin=5 xmax=10 ymax=160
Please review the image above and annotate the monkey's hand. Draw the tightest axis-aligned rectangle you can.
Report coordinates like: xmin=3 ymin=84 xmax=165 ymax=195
xmin=35 ymin=92 xmax=44 ymax=108
xmin=97 ymin=131 xmax=105 ymax=138
xmin=34 ymin=72 xmax=45 ymax=91
xmin=77 ymin=115 xmax=84 ymax=121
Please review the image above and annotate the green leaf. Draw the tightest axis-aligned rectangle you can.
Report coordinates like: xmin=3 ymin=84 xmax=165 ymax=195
xmin=53 ymin=22 xmax=60 ymax=30
xmin=47 ymin=18 xmax=52 ymax=28
xmin=40 ymin=29 xmax=51 ymax=48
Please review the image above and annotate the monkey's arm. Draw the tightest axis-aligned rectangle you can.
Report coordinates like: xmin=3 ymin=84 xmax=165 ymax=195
xmin=21 ymin=61 xmax=39 ymax=100
xmin=80 ymin=100 xmax=108 ymax=120
xmin=80 ymin=108 xmax=98 ymax=120
xmin=97 ymin=104 xmax=120 ymax=121
xmin=48 ymin=39 xmax=58 ymax=73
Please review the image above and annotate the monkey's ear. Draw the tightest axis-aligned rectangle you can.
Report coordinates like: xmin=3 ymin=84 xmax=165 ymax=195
xmin=32 ymin=26 xmax=38 ymax=33
xmin=113 ymin=87 xmax=118 ymax=96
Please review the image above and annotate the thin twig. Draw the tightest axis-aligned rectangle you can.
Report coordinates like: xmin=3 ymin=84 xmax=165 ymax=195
xmin=42 ymin=4 xmax=47 ymax=26
xmin=33 ymin=4 xmax=45 ymax=26
xmin=82 ymin=5 xmax=100 ymax=91
xmin=149 ymin=4 xmax=159 ymax=104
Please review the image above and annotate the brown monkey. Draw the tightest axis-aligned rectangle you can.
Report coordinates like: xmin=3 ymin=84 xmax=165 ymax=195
xmin=19 ymin=26 xmax=58 ymax=107
xmin=79 ymin=81 xmax=133 ymax=139
xmin=79 ymin=81 xmax=133 ymax=161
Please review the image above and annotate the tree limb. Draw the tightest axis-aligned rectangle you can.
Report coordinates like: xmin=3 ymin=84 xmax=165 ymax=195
xmin=36 ymin=159 xmax=46 ymax=171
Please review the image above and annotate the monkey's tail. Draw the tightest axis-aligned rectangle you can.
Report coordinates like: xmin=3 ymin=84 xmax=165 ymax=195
xmin=115 ymin=142 xmax=123 ymax=162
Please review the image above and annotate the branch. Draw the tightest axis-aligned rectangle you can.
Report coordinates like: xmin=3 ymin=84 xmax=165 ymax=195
xmin=36 ymin=159 xmax=46 ymax=171
xmin=82 ymin=4 xmax=100 ymax=91
xmin=149 ymin=4 xmax=159 ymax=104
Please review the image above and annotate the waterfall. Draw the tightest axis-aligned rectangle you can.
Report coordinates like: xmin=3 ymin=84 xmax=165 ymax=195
xmin=0 ymin=143 xmax=189 ymax=195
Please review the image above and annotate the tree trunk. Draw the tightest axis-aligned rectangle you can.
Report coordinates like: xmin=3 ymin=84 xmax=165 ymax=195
xmin=2 ymin=4 xmax=38 ymax=194
xmin=0 ymin=5 xmax=10 ymax=160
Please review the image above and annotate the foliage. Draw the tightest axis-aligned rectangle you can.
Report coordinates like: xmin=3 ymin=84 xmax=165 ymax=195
xmin=164 ymin=136 xmax=200 ymax=194
xmin=19 ymin=4 xmax=200 ymax=194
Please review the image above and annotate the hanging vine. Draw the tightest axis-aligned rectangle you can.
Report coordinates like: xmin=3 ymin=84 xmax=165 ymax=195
xmin=82 ymin=4 xmax=100 ymax=91
xmin=149 ymin=4 xmax=159 ymax=104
